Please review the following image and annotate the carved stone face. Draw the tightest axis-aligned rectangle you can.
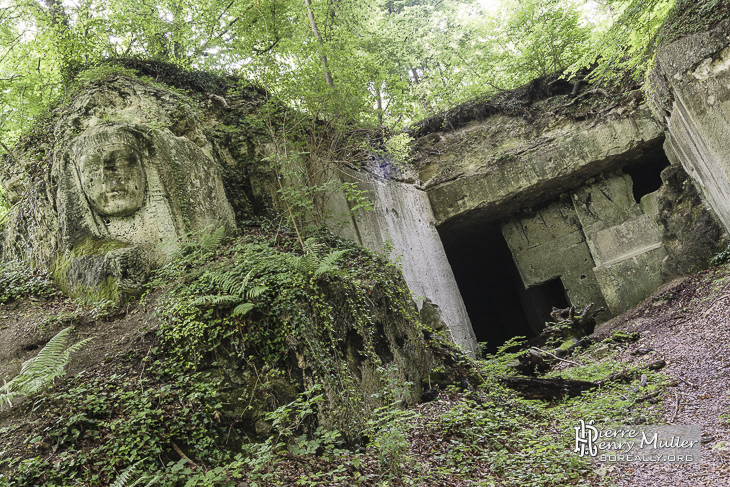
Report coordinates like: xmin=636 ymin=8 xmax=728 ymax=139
xmin=76 ymin=138 xmax=147 ymax=217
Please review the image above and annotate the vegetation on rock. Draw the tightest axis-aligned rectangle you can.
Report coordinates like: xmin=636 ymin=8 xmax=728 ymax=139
xmin=1 ymin=1 xmax=729 ymax=485
xmin=2 ymin=221 xmax=730 ymax=485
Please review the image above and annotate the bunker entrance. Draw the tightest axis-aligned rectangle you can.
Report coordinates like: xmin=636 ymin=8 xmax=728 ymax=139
xmin=440 ymin=224 xmax=569 ymax=353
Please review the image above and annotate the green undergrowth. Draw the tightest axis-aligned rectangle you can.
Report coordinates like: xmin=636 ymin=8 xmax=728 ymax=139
xmin=453 ymin=338 xmax=668 ymax=486
xmin=0 ymin=224 xmax=677 ymax=486
xmin=0 ymin=330 xmax=668 ymax=486
xmin=0 ymin=260 xmax=57 ymax=304
xmin=147 ymin=223 xmax=419 ymax=378
xmin=0 ymin=369 xmax=231 ymax=486
xmin=0 ymin=223 xmax=427 ymax=486
xmin=483 ymin=336 xmax=665 ymax=427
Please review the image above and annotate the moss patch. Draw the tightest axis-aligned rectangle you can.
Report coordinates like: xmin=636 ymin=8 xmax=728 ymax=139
xmin=659 ymin=0 xmax=730 ymax=46
xmin=52 ymin=238 xmax=131 ymax=304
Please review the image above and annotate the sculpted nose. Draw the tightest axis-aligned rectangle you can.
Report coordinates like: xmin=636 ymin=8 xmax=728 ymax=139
xmin=105 ymin=175 xmax=123 ymax=190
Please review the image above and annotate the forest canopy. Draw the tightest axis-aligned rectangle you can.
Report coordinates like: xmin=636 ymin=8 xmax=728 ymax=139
xmin=0 ymin=0 xmax=724 ymax=149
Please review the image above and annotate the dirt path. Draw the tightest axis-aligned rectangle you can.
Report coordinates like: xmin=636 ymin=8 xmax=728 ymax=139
xmin=593 ymin=269 xmax=730 ymax=486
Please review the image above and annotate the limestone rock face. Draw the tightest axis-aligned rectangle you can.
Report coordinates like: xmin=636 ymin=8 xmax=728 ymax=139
xmin=1 ymin=75 xmax=237 ymax=301
xmin=649 ymin=19 xmax=730 ymax=234
xmin=413 ymin=85 xmax=726 ymax=332
xmin=652 ymin=164 xmax=726 ymax=279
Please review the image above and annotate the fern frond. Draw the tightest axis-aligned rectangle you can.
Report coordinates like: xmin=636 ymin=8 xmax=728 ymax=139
xmin=17 ymin=327 xmax=72 ymax=376
xmin=245 ymin=285 xmax=267 ymax=299
xmin=207 ymin=270 xmax=240 ymax=295
xmin=0 ymin=391 xmax=17 ymax=408
xmin=313 ymin=250 xmax=347 ymax=279
xmin=191 ymin=294 xmax=240 ymax=307
xmin=236 ymin=269 xmax=254 ymax=296
xmin=284 ymin=254 xmax=301 ymax=269
xmin=302 ymin=237 xmax=323 ymax=255
xmin=61 ymin=337 xmax=94 ymax=364
xmin=322 ymin=249 xmax=347 ymax=266
xmin=110 ymin=462 xmax=161 ymax=487
xmin=296 ymin=253 xmax=318 ymax=273
xmin=232 ymin=302 xmax=255 ymax=316
xmin=111 ymin=463 xmax=138 ymax=487
xmin=137 ymin=474 xmax=162 ymax=487
xmin=0 ymin=327 xmax=91 ymax=408
xmin=199 ymin=226 xmax=226 ymax=251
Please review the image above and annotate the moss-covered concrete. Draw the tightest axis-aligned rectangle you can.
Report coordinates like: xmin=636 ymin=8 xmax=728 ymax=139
xmin=594 ymin=247 xmax=667 ymax=315
xmin=649 ymin=19 xmax=730 ymax=234
xmin=417 ymin=106 xmax=663 ymax=233
xmin=501 ymin=197 xmax=608 ymax=313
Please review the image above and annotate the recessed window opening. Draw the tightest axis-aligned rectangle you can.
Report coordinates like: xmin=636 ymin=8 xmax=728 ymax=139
xmin=622 ymin=145 xmax=671 ymax=202
xmin=439 ymin=223 xmax=566 ymax=354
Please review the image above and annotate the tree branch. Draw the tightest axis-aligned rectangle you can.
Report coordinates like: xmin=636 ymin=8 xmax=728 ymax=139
xmin=0 ymin=138 xmax=20 ymax=167
xmin=530 ymin=347 xmax=582 ymax=367
xmin=252 ymin=37 xmax=281 ymax=55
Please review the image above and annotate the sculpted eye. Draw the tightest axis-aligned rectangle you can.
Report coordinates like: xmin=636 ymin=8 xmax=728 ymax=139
xmin=81 ymin=154 xmax=101 ymax=168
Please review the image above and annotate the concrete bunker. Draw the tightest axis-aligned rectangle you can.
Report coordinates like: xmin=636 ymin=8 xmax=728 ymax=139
xmin=403 ymin=86 xmax=725 ymax=353
xmin=433 ymin=138 xmax=680 ymax=351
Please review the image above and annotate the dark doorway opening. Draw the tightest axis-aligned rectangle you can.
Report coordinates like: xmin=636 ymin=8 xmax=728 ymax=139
xmin=623 ymin=145 xmax=671 ymax=203
xmin=439 ymin=224 xmax=570 ymax=354
xmin=526 ymin=278 xmax=570 ymax=327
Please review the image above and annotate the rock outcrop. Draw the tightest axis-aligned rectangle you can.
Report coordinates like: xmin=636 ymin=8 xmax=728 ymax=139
xmin=1 ymin=75 xmax=237 ymax=302
xmin=649 ymin=19 xmax=730 ymax=234
xmin=0 ymin=68 xmax=431 ymax=442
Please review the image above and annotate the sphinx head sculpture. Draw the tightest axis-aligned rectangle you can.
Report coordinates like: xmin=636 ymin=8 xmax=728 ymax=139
xmin=74 ymin=131 xmax=148 ymax=218
xmin=50 ymin=121 xmax=237 ymax=302
xmin=0 ymin=75 xmax=241 ymax=303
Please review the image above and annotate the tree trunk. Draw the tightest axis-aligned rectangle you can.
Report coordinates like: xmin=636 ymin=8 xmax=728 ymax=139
xmin=375 ymin=85 xmax=383 ymax=124
xmin=500 ymin=360 xmax=666 ymax=400
xmin=498 ymin=376 xmax=596 ymax=400
xmin=38 ymin=0 xmax=73 ymax=79
xmin=304 ymin=0 xmax=335 ymax=88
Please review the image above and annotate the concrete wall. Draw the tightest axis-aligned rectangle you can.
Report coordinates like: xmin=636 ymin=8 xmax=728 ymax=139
xmin=420 ymin=108 xmax=663 ymax=232
xmin=573 ymin=174 xmax=667 ymax=314
xmin=501 ymin=172 xmax=668 ymax=318
xmin=651 ymin=20 xmax=730 ymax=234
xmin=501 ymin=198 xmax=607 ymax=312
xmin=327 ymin=167 xmax=478 ymax=356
